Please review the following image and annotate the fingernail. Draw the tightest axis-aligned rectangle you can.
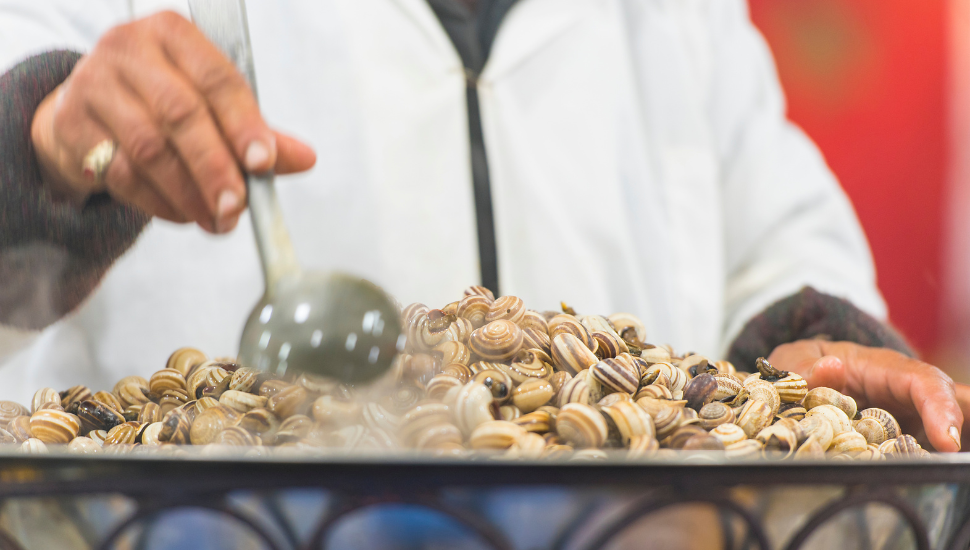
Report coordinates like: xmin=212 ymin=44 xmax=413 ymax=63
xmin=215 ymin=190 xmax=240 ymax=233
xmin=950 ymin=426 xmax=962 ymax=451
xmin=245 ymin=140 xmax=270 ymax=172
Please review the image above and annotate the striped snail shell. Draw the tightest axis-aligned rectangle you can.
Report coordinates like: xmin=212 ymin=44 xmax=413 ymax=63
xmin=512 ymin=379 xmax=555 ymax=413
xmin=77 ymin=400 xmax=124 ymax=433
xmin=558 ymin=369 xmax=590 ymax=406
xmin=665 ymin=425 xmax=708 ymax=450
xmin=441 ymin=300 xmax=460 ymax=316
xmin=549 ymin=371 xmax=571 ymax=397
xmin=213 ymin=426 xmax=260 ymax=446
xmin=435 ymin=340 xmax=471 ymax=367
xmin=804 ymin=404 xmax=852 ymax=437
xmin=469 ymin=420 xmax=527 ymax=450
xmin=735 ymin=399 xmax=773 ymax=439
xmin=87 ymin=429 xmax=108 ymax=446
xmin=642 ymin=363 xmax=687 ymax=398
xmin=442 ymin=363 xmax=474 ymax=384
xmin=456 ymin=295 xmax=491 ymax=329
xmin=891 ymin=434 xmax=922 ymax=457
xmin=541 ymin=444 xmax=575 ymax=460
xmin=471 ymin=369 xmax=513 ymax=404
xmin=589 ymin=358 xmax=639 ymax=395
xmin=384 ymin=383 xmax=424 ymax=415
xmin=859 ymin=408 xmax=901 ymax=440
xmin=274 ymin=415 xmax=314 ymax=443
xmin=803 ymin=387 xmax=857 ymax=420
xmin=697 ymin=402 xmax=734 ymax=430
xmin=640 ymin=344 xmax=672 ymax=365
xmin=158 ymin=408 xmax=191 ymax=444
xmin=190 ymin=404 xmax=240 ymax=445
xmin=521 ymin=328 xmax=552 ymax=355
xmin=401 ymin=402 xmax=453 ymax=446
xmin=853 ymin=418 xmax=887 ymax=446
xmin=454 ymin=381 xmax=498 ymax=436
xmin=463 ymin=285 xmax=495 ymax=302
xmin=776 ymin=403 xmax=807 ymax=422
xmin=793 ymin=438 xmax=825 ymax=459
xmin=68 ymin=436 xmax=101 ymax=454
xmin=217 ymin=390 xmax=267 ymax=415
xmin=469 ymin=320 xmax=523 ymax=362
xmin=29 ymin=409 xmax=80 ymax=444
xmin=311 ymin=394 xmax=362 ymax=425
xmin=501 ymin=405 xmax=523 ymax=423
xmin=263 ymin=386 xmax=309 ymax=419
xmin=158 ymin=389 xmax=190 ymax=415
xmin=20 ymin=438 xmax=48 ymax=455
xmin=7 ymin=416 xmax=32 ymax=443
xmin=257 ymin=379 xmax=292 ymax=400
xmin=413 ymin=422 xmax=463 ymax=450
xmin=401 ymin=302 xmax=430 ymax=328
xmin=112 ymin=376 xmax=149 ymax=406
xmin=679 ymin=354 xmax=711 ymax=376
xmin=741 ymin=379 xmax=781 ymax=416
xmin=556 ymin=403 xmax=608 ymax=448
xmin=601 ymin=400 xmax=654 ymax=445
xmin=683 ymin=373 xmax=717 ymax=411
xmin=0 ymin=401 xmax=28 ymax=426
xmin=607 ymin=313 xmax=647 ymax=345
xmin=551 ymin=334 xmax=598 ymax=376
xmin=591 ymin=331 xmax=629 ymax=360
xmin=501 ymin=349 xmax=553 ymax=384
xmin=400 ymin=353 xmax=437 ymax=384
xmin=633 ymin=384 xmax=672 ymax=401
xmin=625 ymin=434 xmax=660 ymax=460
xmin=548 ymin=315 xmax=596 ymax=352
xmin=798 ymin=414 xmax=835 ymax=451
xmin=756 ymin=424 xmax=798 ymax=459
xmin=149 ymin=369 xmax=186 ymax=394
xmin=513 ymin=410 xmax=553 ymax=434
xmin=425 ymin=374 xmax=462 ymax=401
xmin=597 ymin=392 xmax=632 ymax=408
xmin=725 ymin=439 xmax=763 ymax=460
xmin=485 ymin=296 xmax=526 ymax=325
xmin=653 ymin=405 xmax=695 ymax=439
xmin=228 ymin=368 xmax=260 ymax=393
xmin=710 ymin=423 xmax=747 ymax=447
xmin=193 ymin=397 xmax=221 ymax=415
xmin=59 ymin=386 xmax=92 ymax=408
xmin=635 ymin=397 xmax=686 ymax=418
xmin=0 ymin=428 xmax=14 ymax=445
xmin=31 ymin=388 xmax=61 ymax=414
xmin=104 ymin=422 xmax=141 ymax=445
xmin=166 ymin=347 xmax=208 ymax=377
xmin=831 ymin=431 xmax=868 ymax=454
xmin=712 ymin=361 xmax=736 ymax=375
xmin=93 ymin=391 xmax=125 ymax=413
xmin=237 ymin=409 xmax=280 ymax=444
xmin=519 ymin=310 xmax=549 ymax=334
xmin=762 ymin=373 xmax=808 ymax=404
xmin=507 ymin=431 xmax=547 ymax=459
xmin=140 ymin=422 xmax=163 ymax=446
xmin=361 ymin=402 xmax=400 ymax=434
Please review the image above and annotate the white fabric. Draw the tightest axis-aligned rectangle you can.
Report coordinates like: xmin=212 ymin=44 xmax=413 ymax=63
xmin=0 ymin=0 xmax=886 ymax=402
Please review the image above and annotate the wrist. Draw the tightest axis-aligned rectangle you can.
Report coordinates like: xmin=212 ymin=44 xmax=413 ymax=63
xmin=30 ymin=85 xmax=94 ymax=206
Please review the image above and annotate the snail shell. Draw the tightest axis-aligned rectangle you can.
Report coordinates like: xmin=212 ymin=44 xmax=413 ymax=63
xmin=597 ymin=392 xmax=633 ymax=407
xmin=275 ymin=415 xmax=314 ymax=443
xmin=855 ymin=446 xmax=884 ymax=461
xmin=0 ymin=428 xmax=14 ymax=445
xmin=401 ymin=302 xmax=430 ymax=328
xmin=158 ymin=389 xmax=190 ymax=415
xmin=237 ymin=408 xmax=280 ymax=443
xmin=463 ymin=285 xmax=495 ymax=301
xmin=794 ymin=438 xmax=825 ymax=459
xmin=556 ymin=403 xmax=608 ymax=448
xmin=31 ymin=388 xmax=61 ymax=414
xmin=697 ymin=402 xmax=734 ymax=430
xmin=798 ymin=414 xmax=835 ymax=451
xmin=29 ymin=409 xmax=80 ymax=444
xmin=519 ymin=310 xmax=549 ymax=334
xmin=190 ymin=405 xmax=240 ymax=445
xmin=579 ymin=314 xmax=616 ymax=335
xmin=453 ymin=382 xmax=496 ymax=436
xmin=541 ymin=444 xmax=575 ymax=460
xmin=441 ymin=300 xmax=460 ymax=316
xmin=591 ymin=331 xmax=629 ymax=360
xmin=213 ymin=426 xmax=260 ymax=446
xmin=435 ymin=341 xmax=471 ymax=368
xmin=507 ymin=432 xmax=547 ymax=459
xmin=113 ymin=377 xmax=150 ymax=407
xmin=891 ymin=434 xmax=922 ymax=457
xmin=777 ymin=403 xmax=807 ymax=422
xmin=513 ymin=410 xmax=553 ymax=434
xmin=549 ymin=371 xmax=571 ymax=396
xmin=712 ymin=361 xmax=736 ymax=375
xmin=227 ymin=368 xmax=260 ymax=393
xmin=469 ymin=420 xmax=527 ymax=450
xmin=853 ymin=418 xmax=888 ymax=446
xmin=266 ymin=386 xmax=310 ymax=419
xmin=166 ymin=347 xmax=208 ymax=377
xmin=93 ymin=391 xmax=125 ymax=413
xmin=135 ymin=402 xmax=159 ymax=425
xmin=681 ymin=432 xmax=725 ymax=452
xmin=627 ymin=434 xmax=660 ymax=459
xmin=219 ymin=390 xmax=268 ymax=415
xmin=485 ymin=296 xmax=526 ymax=325
xmin=589 ymin=358 xmax=639 ymax=395
xmin=742 ymin=380 xmax=781 ymax=416
xmin=635 ymin=397 xmax=686 ymax=418
xmin=803 ymin=387 xmax=857 ymax=419
xmin=551 ymin=334 xmax=599 ymax=376
xmin=570 ymin=449 xmax=608 ymax=462
xmin=141 ymin=422 xmax=164 ymax=446
xmin=711 ymin=375 xmax=742 ymax=402
xmin=521 ymin=328 xmax=552 ymax=355
xmin=633 ymin=385 xmax=673 ymax=401
xmin=193 ymin=396 xmax=221 ymax=415
xmin=831 ymin=431 xmax=868 ymax=454
xmin=310 ymin=394 xmax=362 ymax=426
xmin=59 ymin=386 xmax=92 ymax=408
xmin=512 ymin=379 xmax=555 ymax=413
xmin=607 ymin=313 xmax=647 ymax=345
xmin=557 ymin=370 xmax=590 ymax=406
xmin=149 ymin=369 xmax=187 ymax=394
xmin=735 ymin=399 xmax=773 ymax=439
xmin=858 ymin=408 xmax=901 ymax=440
xmin=601 ymin=400 xmax=654 ymax=445
xmin=502 ymin=349 xmax=553 ymax=384
xmin=804 ymin=404 xmax=852 ymax=437
xmin=401 ymin=403 xmax=453 ymax=446
xmin=472 ymin=369 xmax=513 ymax=404
xmin=258 ymin=379 xmax=292 ymax=399
xmin=683 ymin=374 xmax=717 ymax=411
xmin=20 ymin=438 xmax=48 ymax=454
xmin=756 ymin=424 xmax=798 ymax=459
xmin=68 ymin=436 xmax=101 ymax=454
xmin=77 ymin=400 xmax=124 ymax=433
xmin=711 ymin=423 xmax=747 ymax=447
xmin=653 ymin=405 xmax=695 ymax=439
xmin=469 ymin=320 xmax=524 ymax=362
xmin=442 ymin=363 xmax=474 ymax=384
xmin=427 ymin=374 xmax=464 ymax=401
xmin=640 ymin=345 xmax=672 ymax=364
xmin=725 ymin=439 xmax=763 ymax=459
xmin=87 ymin=429 xmax=108 ymax=446
xmin=104 ymin=422 xmax=141 ymax=445
xmin=158 ymin=408 xmax=191 ymax=444
xmin=679 ymin=355 xmax=710 ymax=376
xmin=413 ymin=422 xmax=463 ymax=450
xmin=456 ymin=295 xmax=491 ymax=328
xmin=548 ymin=315 xmax=596 ymax=352
xmin=0 ymin=401 xmax=29 ymax=426
xmin=768 ymin=373 xmax=808 ymax=404
xmin=360 ymin=404 xmax=400 ymax=435
xmin=642 ymin=363 xmax=687 ymax=399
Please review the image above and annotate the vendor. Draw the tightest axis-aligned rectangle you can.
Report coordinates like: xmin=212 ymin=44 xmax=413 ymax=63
xmin=0 ymin=0 xmax=965 ymax=451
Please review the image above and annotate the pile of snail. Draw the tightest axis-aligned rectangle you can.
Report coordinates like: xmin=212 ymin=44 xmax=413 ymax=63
xmin=0 ymin=286 xmax=930 ymax=461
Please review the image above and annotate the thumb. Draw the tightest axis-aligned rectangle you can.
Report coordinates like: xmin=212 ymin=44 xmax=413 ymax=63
xmin=803 ymin=355 xmax=847 ymax=392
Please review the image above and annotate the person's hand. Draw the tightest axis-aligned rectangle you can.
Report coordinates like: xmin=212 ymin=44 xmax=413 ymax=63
xmin=30 ymin=11 xmax=316 ymax=233
xmin=768 ymin=340 xmax=963 ymax=452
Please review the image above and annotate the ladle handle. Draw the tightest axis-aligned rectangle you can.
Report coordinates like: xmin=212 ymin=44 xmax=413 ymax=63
xmin=188 ymin=0 xmax=300 ymax=289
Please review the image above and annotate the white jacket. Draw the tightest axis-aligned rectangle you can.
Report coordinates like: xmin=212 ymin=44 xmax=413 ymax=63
xmin=0 ymin=0 xmax=885 ymax=402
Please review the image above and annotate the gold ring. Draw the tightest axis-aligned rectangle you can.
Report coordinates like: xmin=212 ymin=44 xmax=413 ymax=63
xmin=81 ymin=139 xmax=117 ymax=185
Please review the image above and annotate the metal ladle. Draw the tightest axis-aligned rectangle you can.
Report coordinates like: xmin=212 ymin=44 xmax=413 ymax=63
xmin=189 ymin=0 xmax=402 ymax=383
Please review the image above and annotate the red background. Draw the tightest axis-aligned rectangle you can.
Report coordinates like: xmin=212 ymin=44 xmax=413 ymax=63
xmin=749 ymin=0 xmax=949 ymax=358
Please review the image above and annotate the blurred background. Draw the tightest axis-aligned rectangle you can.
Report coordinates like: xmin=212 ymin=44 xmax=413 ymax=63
xmin=748 ymin=0 xmax=970 ymax=382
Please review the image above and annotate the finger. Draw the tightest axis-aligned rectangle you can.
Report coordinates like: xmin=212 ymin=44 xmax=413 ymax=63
xmin=804 ymin=356 xmax=847 ymax=393
xmin=150 ymin=12 xmax=276 ymax=173
xmin=954 ymin=384 xmax=970 ymax=450
xmin=105 ymin=150 xmax=186 ymax=223
xmin=907 ymin=365 xmax=963 ymax=452
xmin=115 ymin=50 xmax=245 ymax=231
xmin=273 ymin=131 xmax=317 ymax=174
xmin=85 ymin=72 xmax=216 ymax=231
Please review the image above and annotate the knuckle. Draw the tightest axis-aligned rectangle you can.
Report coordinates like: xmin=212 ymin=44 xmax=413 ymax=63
xmin=196 ymin=62 xmax=245 ymax=96
xmin=126 ymin=127 xmax=169 ymax=165
xmin=155 ymin=92 xmax=204 ymax=130
xmin=149 ymin=10 xmax=188 ymax=31
xmin=97 ymin=25 xmax=132 ymax=51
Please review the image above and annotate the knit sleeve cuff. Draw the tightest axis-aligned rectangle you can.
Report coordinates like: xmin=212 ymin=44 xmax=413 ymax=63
xmin=0 ymin=51 xmax=150 ymax=330
xmin=726 ymin=286 xmax=914 ymax=368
